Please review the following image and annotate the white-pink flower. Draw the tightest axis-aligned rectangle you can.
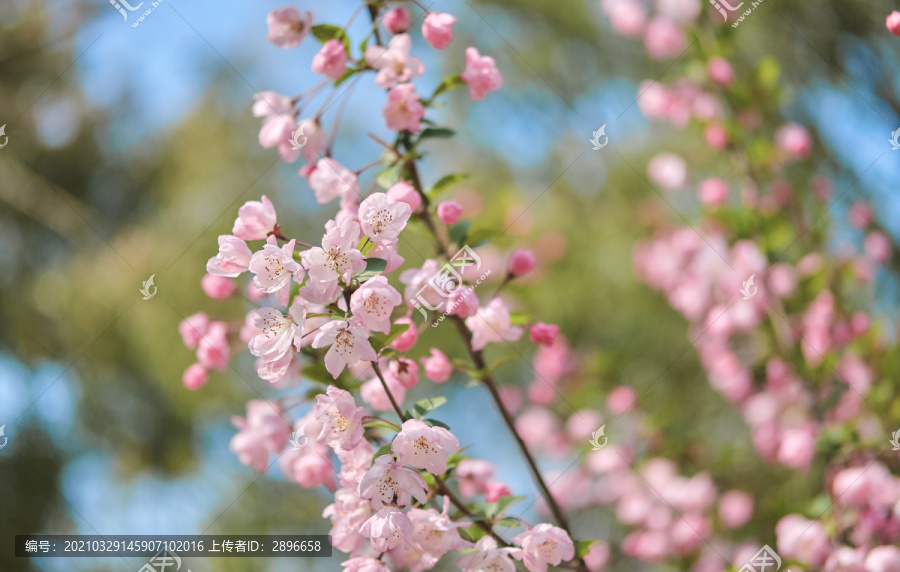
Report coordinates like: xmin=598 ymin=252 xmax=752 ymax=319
xmin=350 ymin=276 xmax=402 ymax=334
xmin=312 ymin=38 xmax=349 ymax=79
xmin=341 ymin=557 xmax=391 ymax=572
xmin=421 ymin=348 xmax=453 ymax=382
xmin=457 ymin=537 xmax=518 ymax=572
xmin=253 ymin=91 xmax=300 ymax=162
xmin=359 ymin=507 xmax=415 ymax=552
xmin=383 ymin=83 xmax=425 ymax=132
xmin=249 ymin=236 xmax=305 ymax=307
xmin=233 ymin=195 xmax=277 ymax=240
xmin=465 ymin=298 xmax=523 ymax=351
xmin=324 ymin=488 xmax=374 ymax=555
xmin=359 ymin=454 xmax=429 ymax=508
xmin=422 ymin=12 xmax=457 ymax=50
xmin=312 ymin=318 xmax=377 ymax=378
xmin=266 ymin=7 xmax=313 ymax=49
xmin=392 ymin=419 xmax=460 ymax=475
xmin=207 ymin=235 xmax=253 ymax=277
xmin=359 ymin=192 xmax=413 ymax=245
xmin=308 ymin=158 xmax=361 ymax=204
xmin=406 ymin=496 xmax=468 ymax=567
xmin=302 ymin=219 xmax=366 ymax=288
xmin=314 ymin=385 xmax=366 ymax=450
xmin=248 ymin=297 xmax=306 ymax=362
xmin=364 ymin=33 xmax=424 ymax=88
xmin=461 ymin=47 xmax=503 ymax=101
xmin=510 ymin=523 xmax=575 ymax=572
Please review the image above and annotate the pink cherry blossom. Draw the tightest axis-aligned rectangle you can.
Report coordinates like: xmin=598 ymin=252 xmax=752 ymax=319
xmin=365 ymin=34 xmax=424 ymax=88
xmin=266 ymin=7 xmax=313 ymax=48
xmin=294 ymin=117 xmax=328 ymax=162
xmin=507 ymin=249 xmax=536 ymax=275
xmin=233 ymin=195 xmax=277 ymax=240
xmin=643 ymin=17 xmax=686 ymax=60
xmin=824 ymin=547 xmax=866 ymax=572
xmin=302 ymin=219 xmax=366 ymax=290
xmin=383 ymin=83 xmax=425 ymax=132
xmin=383 ymin=6 xmax=411 ymax=34
xmin=314 ymin=385 xmax=366 ymax=450
xmin=607 ymin=385 xmax=637 ymax=414
xmin=229 ymin=419 xmax=268 ymax=472
xmin=196 ymin=321 xmax=230 ymax=371
xmin=360 ymin=371 xmax=407 ymax=411
xmin=865 ymin=546 xmax=900 ymax=572
xmin=337 ymin=440 xmax=374 ymax=489
xmin=359 ymin=454 xmax=429 ymax=508
xmin=704 ymin=123 xmax=728 ymax=150
xmin=864 ymin=231 xmax=891 ymax=263
xmin=461 ymin=47 xmax=503 ymax=100
xmin=775 ymin=122 xmax=813 ymax=160
xmin=456 ymin=459 xmax=495 ymax=498
xmin=387 ymin=181 xmax=422 ymax=212
xmin=308 ymin=158 xmax=361 ymax=204
xmin=179 ymin=312 xmax=210 ymax=349
xmin=888 ymin=11 xmax=900 ymax=35
xmin=647 ymin=153 xmax=687 ymax=191
xmin=776 ymin=514 xmax=830 ymax=565
xmin=255 ymin=103 xmax=300 ymax=162
xmin=718 ymin=490 xmax=753 ymax=528
xmin=312 ymin=318 xmax=377 ymax=378
xmin=312 ymin=38 xmax=349 ymax=79
xmin=249 ymin=236 xmax=304 ymax=307
xmin=342 ymin=557 xmax=391 ymax=572
xmin=325 ymin=487 xmax=374 ymax=554
xmin=279 ymin=442 xmax=336 ymax=490
xmin=350 ymin=276 xmax=402 ymax=334
xmin=389 ymin=358 xmax=419 ymax=389
xmin=457 ymin=537 xmax=518 ymax=572
xmin=367 ymin=241 xmax=406 ymax=274
xmin=248 ymin=298 xmax=306 ymax=363
xmin=707 ymin=57 xmax=735 ymax=86
xmin=465 ymin=298 xmax=523 ymax=351
xmin=252 ymin=90 xmax=293 ymax=120
xmin=437 ymin=200 xmax=463 ymax=225
xmin=182 ymin=363 xmax=208 ymax=390
xmin=602 ymin=0 xmax=647 ymax=37
xmin=359 ymin=192 xmax=413 ymax=244
xmin=390 ymin=317 xmax=419 ymax=352
xmin=207 ymin=235 xmax=253 ymax=277
xmin=510 ymin=524 xmax=575 ymax=572
xmin=392 ymin=419 xmax=460 ymax=474
xmin=405 ymin=496 xmax=468 ymax=566
xmin=485 ymin=481 xmax=512 ymax=502
xmin=529 ymin=322 xmax=559 ymax=346
xmin=421 ymin=348 xmax=453 ymax=382
xmin=201 ymin=274 xmax=236 ymax=299
xmin=422 ymin=13 xmax=457 ymax=50
xmin=584 ymin=542 xmax=610 ymax=571
xmin=699 ymin=177 xmax=729 ymax=206
xmin=360 ymin=506 xmax=414 ymax=552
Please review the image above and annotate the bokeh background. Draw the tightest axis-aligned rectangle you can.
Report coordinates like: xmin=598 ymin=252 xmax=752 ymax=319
xmin=2 ymin=0 xmax=899 ymax=570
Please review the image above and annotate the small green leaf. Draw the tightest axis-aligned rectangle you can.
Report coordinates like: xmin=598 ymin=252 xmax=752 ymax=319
xmin=423 ymin=418 xmax=451 ymax=430
xmin=371 ymin=322 xmax=411 ymax=352
xmin=485 ymin=495 xmax=526 ymax=519
xmin=311 ymin=24 xmax=351 ymax=52
xmin=413 ymin=397 xmax=447 ymax=419
xmin=376 ymin=163 xmax=402 ymax=189
xmin=356 ymin=257 xmax=388 ymax=282
xmin=449 ymin=220 xmax=472 ymax=245
xmin=509 ymin=311 xmax=531 ymax=325
xmin=575 ymin=539 xmax=598 ymax=558
xmin=465 ymin=228 xmax=495 ymax=249
xmin=459 ymin=523 xmax=488 ymax=543
xmin=418 ymin=127 xmax=455 ymax=141
xmin=304 ymin=362 xmax=335 ymax=385
xmin=371 ymin=443 xmax=394 ymax=465
xmin=334 ymin=67 xmax=357 ymax=88
xmin=493 ymin=517 xmax=521 ymax=528
xmin=428 ymin=173 xmax=468 ymax=198
xmin=432 ymin=74 xmax=465 ymax=99
xmin=363 ymin=420 xmax=400 ymax=432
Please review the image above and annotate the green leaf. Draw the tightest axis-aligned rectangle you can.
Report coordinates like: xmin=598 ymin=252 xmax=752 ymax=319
xmin=575 ymin=539 xmax=598 ymax=558
xmin=458 ymin=523 xmax=488 ymax=543
xmin=493 ymin=517 xmax=521 ymax=528
xmin=418 ymin=127 xmax=455 ymax=141
xmin=371 ymin=442 xmax=394 ymax=465
xmin=449 ymin=220 xmax=472 ymax=245
xmin=423 ymin=418 xmax=451 ymax=430
xmin=356 ymin=257 xmax=388 ymax=282
xmin=465 ymin=228 xmax=494 ymax=248
xmin=311 ymin=24 xmax=351 ymax=52
xmin=364 ymin=419 xmax=400 ymax=432
xmin=413 ymin=397 xmax=447 ymax=419
xmin=485 ymin=495 xmax=526 ymax=519
xmin=334 ymin=67 xmax=357 ymax=88
xmin=428 ymin=173 xmax=468 ymax=198
xmin=432 ymin=74 xmax=465 ymax=99
xmin=376 ymin=163 xmax=402 ymax=189
xmin=304 ymin=362 xmax=335 ymax=385
xmin=370 ymin=322 xmax=411 ymax=353
xmin=509 ymin=311 xmax=531 ymax=325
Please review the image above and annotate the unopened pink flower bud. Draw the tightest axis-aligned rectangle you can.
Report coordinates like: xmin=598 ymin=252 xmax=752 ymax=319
xmin=437 ymin=200 xmax=463 ymax=225
xmin=507 ymin=249 xmax=536 ymax=276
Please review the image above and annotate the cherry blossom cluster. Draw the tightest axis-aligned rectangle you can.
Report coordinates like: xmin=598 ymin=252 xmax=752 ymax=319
xmin=178 ymin=3 xmax=597 ymax=571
